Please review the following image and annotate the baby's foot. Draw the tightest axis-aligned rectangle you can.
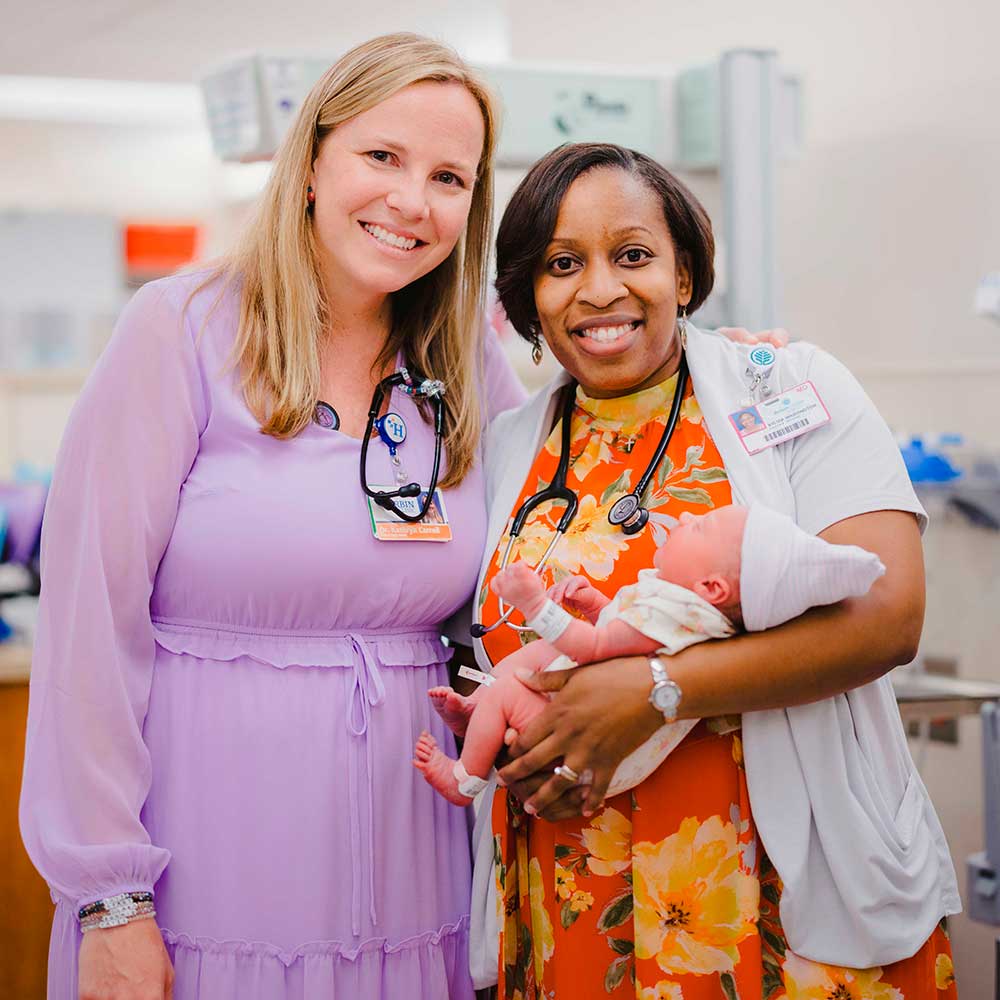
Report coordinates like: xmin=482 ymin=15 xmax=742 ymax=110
xmin=428 ymin=686 xmax=475 ymax=737
xmin=413 ymin=731 xmax=472 ymax=806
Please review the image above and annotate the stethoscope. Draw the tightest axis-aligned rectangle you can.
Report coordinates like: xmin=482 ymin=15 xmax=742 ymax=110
xmin=470 ymin=353 xmax=689 ymax=639
xmin=316 ymin=367 xmax=446 ymax=524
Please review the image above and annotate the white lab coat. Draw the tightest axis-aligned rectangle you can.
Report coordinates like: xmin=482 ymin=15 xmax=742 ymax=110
xmin=459 ymin=325 xmax=960 ymax=983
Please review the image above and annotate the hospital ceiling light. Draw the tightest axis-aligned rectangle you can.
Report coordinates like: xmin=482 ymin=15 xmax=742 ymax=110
xmin=0 ymin=76 xmax=204 ymax=128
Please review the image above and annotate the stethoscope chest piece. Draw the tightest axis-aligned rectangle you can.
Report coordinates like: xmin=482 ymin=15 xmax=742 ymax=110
xmin=607 ymin=493 xmax=649 ymax=535
xmin=314 ymin=401 xmax=340 ymax=430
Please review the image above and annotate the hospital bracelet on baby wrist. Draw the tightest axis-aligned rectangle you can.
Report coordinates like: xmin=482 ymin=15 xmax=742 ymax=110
xmin=526 ymin=599 xmax=573 ymax=643
xmin=78 ymin=891 xmax=156 ymax=932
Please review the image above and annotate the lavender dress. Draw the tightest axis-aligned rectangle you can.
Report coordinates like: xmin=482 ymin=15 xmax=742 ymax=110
xmin=19 ymin=272 xmax=525 ymax=999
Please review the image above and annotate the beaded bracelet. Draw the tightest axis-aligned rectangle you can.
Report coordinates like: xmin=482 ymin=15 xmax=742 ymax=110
xmin=81 ymin=905 xmax=156 ymax=933
xmin=78 ymin=891 xmax=156 ymax=932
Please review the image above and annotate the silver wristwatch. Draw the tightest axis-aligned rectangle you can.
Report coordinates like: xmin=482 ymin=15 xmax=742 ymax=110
xmin=648 ymin=656 xmax=682 ymax=722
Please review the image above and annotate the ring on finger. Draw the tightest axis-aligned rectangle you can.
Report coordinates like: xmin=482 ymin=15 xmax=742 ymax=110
xmin=553 ymin=764 xmax=580 ymax=784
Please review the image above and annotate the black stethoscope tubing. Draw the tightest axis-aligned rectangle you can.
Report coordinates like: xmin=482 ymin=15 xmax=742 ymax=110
xmin=510 ymin=380 xmax=580 ymax=537
xmin=469 ymin=352 xmax=689 ymax=639
xmin=359 ymin=371 xmax=444 ymax=523
xmin=606 ymin=352 xmax=689 ymax=536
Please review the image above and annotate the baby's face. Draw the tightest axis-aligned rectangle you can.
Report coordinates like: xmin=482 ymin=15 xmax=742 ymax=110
xmin=653 ymin=505 xmax=748 ymax=591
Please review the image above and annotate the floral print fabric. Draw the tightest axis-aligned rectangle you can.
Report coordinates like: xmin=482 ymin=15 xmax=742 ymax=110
xmin=480 ymin=375 xmax=956 ymax=999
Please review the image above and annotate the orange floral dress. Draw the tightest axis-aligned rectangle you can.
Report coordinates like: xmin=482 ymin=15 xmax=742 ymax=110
xmin=479 ymin=375 xmax=957 ymax=1000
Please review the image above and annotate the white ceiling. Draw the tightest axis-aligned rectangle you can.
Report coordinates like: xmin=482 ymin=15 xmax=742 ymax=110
xmin=0 ymin=0 xmax=510 ymax=83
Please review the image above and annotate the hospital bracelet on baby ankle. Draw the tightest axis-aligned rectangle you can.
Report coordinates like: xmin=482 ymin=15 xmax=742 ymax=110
xmin=526 ymin=599 xmax=573 ymax=643
xmin=78 ymin=891 xmax=156 ymax=932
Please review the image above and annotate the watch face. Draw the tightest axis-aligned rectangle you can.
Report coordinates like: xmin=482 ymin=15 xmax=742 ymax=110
xmin=652 ymin=682 xmax=680 ymax=715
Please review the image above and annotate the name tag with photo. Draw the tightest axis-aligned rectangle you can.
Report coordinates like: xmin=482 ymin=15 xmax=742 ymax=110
xmin=367 ymin=487 xmax=453 ymax=542
xmin=729 ymin=381 xmax=831 ymax=455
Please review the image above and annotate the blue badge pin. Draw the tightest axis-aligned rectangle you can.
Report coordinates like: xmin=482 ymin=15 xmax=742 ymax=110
xmin=376 ymin=412 xmax=407 ymax=453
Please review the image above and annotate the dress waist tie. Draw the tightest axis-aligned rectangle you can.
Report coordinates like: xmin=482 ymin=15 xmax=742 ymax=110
xmin=346 ymin=633 xmax=386 ymax=937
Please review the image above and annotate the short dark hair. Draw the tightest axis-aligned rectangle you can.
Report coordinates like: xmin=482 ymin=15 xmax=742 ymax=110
xmin=495 ymin=143 xmax=715 ymax=341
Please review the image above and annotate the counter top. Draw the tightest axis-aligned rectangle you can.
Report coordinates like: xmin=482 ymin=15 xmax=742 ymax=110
xmin=891 ymin=672 xmax=1000 ymax=721
xmin=0 ymin=644 xmax=31 ymax=685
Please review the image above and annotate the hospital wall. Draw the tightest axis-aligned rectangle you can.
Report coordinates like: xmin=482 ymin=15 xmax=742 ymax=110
xmin=2 ymin=0 xmax=999 ymax=993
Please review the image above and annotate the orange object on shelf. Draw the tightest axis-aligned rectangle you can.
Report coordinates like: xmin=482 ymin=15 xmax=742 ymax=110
xmin=124 ymin=223 xmax=201 ymax=277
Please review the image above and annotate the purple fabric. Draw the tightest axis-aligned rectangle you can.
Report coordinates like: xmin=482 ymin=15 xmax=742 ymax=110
xmin=20 ymin=271 xmax=526 ymax=999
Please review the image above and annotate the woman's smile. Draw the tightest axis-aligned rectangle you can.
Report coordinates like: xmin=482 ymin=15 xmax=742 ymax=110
xmin=572 ymin=318 xmax=643 ymax=355
xmin=359 ymin=220 xmax=427 ymax=254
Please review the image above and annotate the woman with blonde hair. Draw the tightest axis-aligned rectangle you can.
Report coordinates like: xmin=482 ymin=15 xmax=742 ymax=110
xmin=19 ymin=33 xmax=524 ymax=1000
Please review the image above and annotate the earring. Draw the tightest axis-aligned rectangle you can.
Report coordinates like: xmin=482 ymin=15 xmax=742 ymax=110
xmin=306 ymin=186 xmax=316 ymax=207
xmin=527 ymin=322 xmax=544 ymax=365
xmin=531 ymin=337 xmax=543 ymax=366
xmin=677 ymin=306 xmax=688 ymax=341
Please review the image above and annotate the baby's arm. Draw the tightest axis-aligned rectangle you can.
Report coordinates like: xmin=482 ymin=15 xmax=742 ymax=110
xmin=493 ymin=563 xmax=660 ymax=663
xmin=493 ymin=563 xmax=611 ymax=624
xmin=545 ymin=616 xmax=662 ymax=665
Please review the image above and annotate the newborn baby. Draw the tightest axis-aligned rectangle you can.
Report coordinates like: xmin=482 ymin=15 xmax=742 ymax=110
xmin=414 ymin=504 xmax=885 ymax=805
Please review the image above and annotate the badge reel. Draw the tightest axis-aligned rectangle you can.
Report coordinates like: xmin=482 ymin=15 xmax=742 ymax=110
xmin=367 ymin=409 xmax=453 ymax=542
xmin=741 ymin=344 xmax=777 ymax=408
xmin=375 ymin=412 xmax=412 ymax=489
xmin=729 ymin=343 xmax=831 ymax=455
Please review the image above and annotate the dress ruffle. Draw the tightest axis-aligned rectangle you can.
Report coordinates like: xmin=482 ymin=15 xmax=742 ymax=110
xmin=163 ymin=919 xmax=470 ymax=999
xmin=151 ymin=619 xmax=452 ymax=670
xmin=48 ymin=906 xmax=471 ymax=1000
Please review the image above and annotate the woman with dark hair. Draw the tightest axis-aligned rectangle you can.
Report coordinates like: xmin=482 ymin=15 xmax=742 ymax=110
xmin=466 ymin=144 xmax=959 ymax=998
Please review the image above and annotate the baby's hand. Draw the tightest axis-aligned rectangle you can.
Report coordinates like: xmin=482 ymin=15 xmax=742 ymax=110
xmin=549 ymin=575 xmax=607 ymax=619
xmin=548 ymin=575 xmax=591 ymax=606
xmin=492 ymin=562 xmax=546 ymax=612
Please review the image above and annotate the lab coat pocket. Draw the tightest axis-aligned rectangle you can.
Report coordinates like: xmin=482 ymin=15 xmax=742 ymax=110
xmin=892 ymin=769 xmax=923 ymax=851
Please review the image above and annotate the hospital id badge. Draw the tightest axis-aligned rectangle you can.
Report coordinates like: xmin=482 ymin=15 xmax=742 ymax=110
xmin=729 ymin=380 xmax=831 ymax=455
xmin=367 ymin=486 xmax=453 ymax=542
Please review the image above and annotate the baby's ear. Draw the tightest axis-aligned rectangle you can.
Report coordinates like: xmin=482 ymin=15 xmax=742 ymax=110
xmin=692 ymin=575 xmax=733 ymax=608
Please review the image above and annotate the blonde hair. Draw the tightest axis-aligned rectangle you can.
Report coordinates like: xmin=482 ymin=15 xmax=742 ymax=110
xmin=214 ymin=33 xmax=498 ymax=488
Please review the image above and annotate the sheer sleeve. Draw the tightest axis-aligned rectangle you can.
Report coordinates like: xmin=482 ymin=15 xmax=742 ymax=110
xmin=19 ymin=278 xmax=210 ymax=912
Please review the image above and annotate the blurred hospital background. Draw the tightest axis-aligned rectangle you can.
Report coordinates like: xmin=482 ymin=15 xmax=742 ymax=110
xmin=1 ymin=0 xmax=998 ymax=995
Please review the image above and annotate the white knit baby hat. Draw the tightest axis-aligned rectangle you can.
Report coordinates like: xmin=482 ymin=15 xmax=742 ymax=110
xmin=740 ymin=506 xmax=886 ymax=632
